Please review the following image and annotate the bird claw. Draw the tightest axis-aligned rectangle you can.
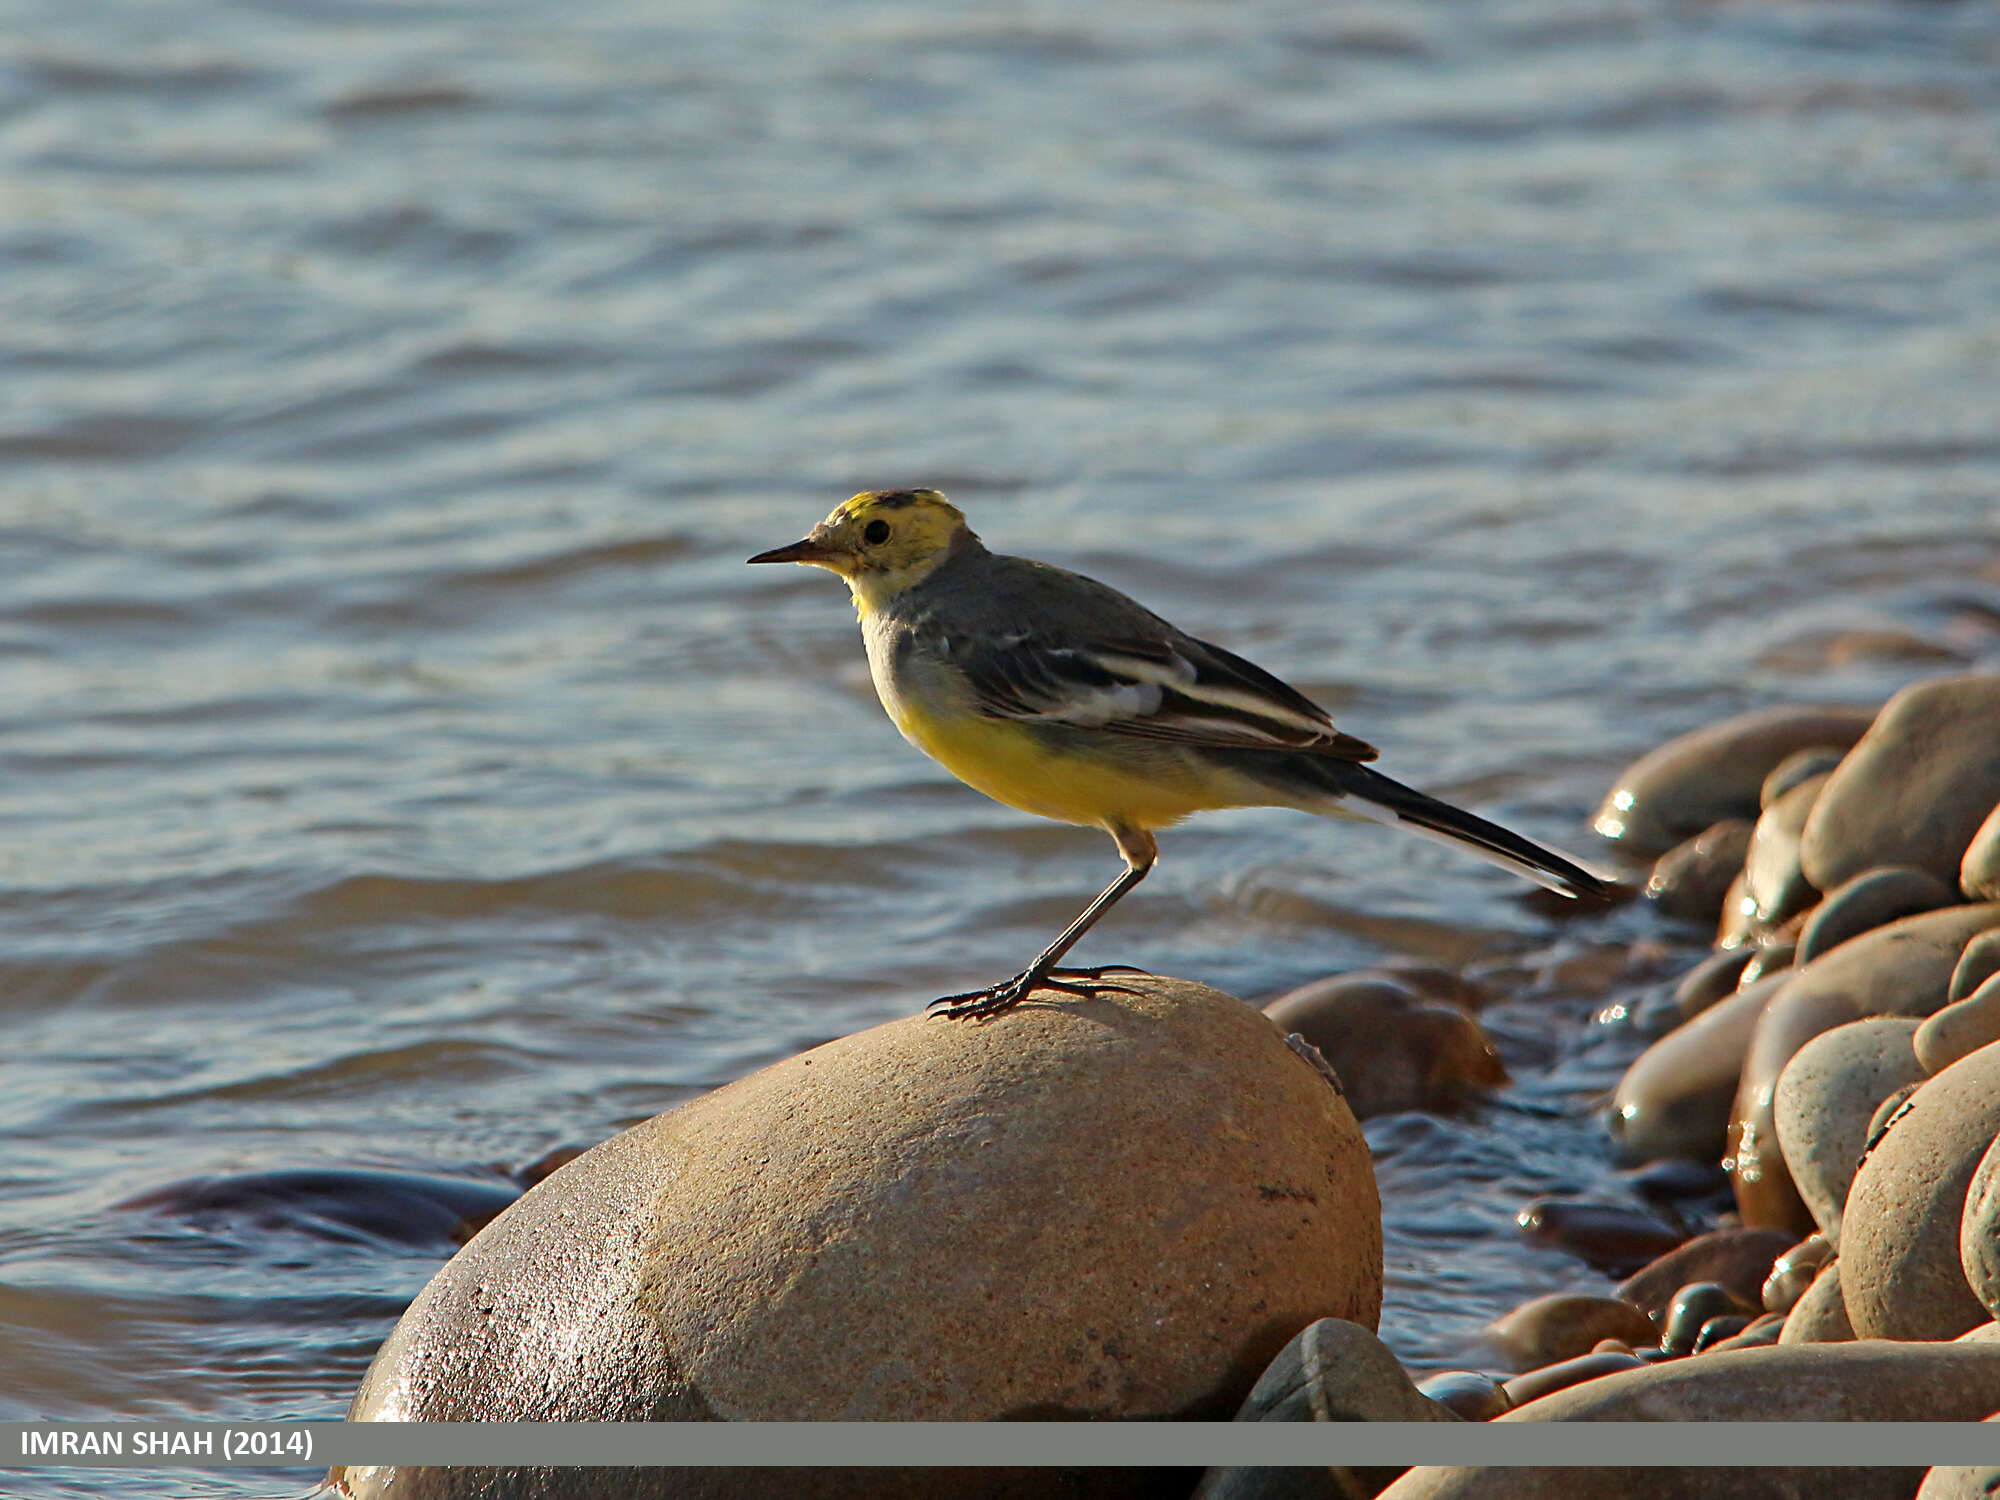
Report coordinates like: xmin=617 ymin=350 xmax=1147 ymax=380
xmin=926 ymin=964 xmax=1151 ymax=1021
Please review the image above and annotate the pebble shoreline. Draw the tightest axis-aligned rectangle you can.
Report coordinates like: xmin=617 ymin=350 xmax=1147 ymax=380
xmin=330 ymin=671 xmax=2000 ymax=1500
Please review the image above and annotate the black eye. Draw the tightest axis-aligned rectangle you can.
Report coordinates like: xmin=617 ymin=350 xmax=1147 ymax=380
xmin=863 ymin=519 xmax=890 ymax=545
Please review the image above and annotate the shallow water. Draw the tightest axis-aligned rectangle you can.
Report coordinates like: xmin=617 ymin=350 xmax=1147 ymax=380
xmin=4 ymin=0 xmax=2000 ymax=1488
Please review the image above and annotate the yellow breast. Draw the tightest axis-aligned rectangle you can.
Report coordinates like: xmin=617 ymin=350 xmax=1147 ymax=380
xmin=889 ymin=692 xmax=1217 ymax=832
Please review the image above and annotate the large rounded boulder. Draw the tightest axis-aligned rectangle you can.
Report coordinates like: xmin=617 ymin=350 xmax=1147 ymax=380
xmin=335 ymin=976 xmax=1381 ymax=1497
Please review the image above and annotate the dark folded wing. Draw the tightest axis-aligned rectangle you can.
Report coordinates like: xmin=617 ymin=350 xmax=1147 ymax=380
xmin=947 ymin=628 xmax=1377 ymax=760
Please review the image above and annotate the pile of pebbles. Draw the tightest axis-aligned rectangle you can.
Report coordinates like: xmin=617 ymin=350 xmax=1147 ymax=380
xmin=1598 ymin=673 xmax=2000 ymax=1363
xmin=1202 ymin=674 xmax=2000 ymax=1500
xmin=336 ymin=672 xmax=2000 ymax=1500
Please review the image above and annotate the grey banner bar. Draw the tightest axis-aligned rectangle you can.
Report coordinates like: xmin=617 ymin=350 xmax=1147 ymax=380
xmin=5 ymin=1423 xmax=2000 ymax=1470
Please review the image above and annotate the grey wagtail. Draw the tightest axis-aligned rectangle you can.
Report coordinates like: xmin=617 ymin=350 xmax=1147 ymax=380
xmin=751 ymin=489 xmax=1610 ymax=1019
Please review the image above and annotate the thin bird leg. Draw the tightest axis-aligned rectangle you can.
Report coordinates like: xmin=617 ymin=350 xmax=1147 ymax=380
xmin=929 ymin=827 xmax=1158 ymax=1021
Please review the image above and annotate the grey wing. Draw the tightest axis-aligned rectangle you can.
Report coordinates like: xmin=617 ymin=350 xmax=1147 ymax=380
xmin=945 ymin=625 xmax=1378 ymax=760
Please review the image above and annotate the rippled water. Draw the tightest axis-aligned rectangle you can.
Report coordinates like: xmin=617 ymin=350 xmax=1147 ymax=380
xmin=5 ymin=0 xmax=2000 ymax=1489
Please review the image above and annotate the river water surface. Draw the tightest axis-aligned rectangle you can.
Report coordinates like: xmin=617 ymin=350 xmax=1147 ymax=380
xmin=4 ymin=0 xmax=2000 ymax=1491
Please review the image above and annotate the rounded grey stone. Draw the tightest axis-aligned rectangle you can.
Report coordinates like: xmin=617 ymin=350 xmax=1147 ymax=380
xmin=1616 ymin=1226 xmax=1796 ymax=1322
xmin=1962 ymin=1133 xmax=2000 ymax=1327
xmin=1594 ymin=705 xmax=1874 ymax=859
xmin=1673 ymin=947 xmax=1758 ymax=1021
xmin=1609 ymin=978 xmax=1780 ymax=1166
xmin=1965 ymin=804 xmax=2000 ymax=903
xmin=1738 ymin=941 xmax=1796 ymax=989
xmin=1762 ymin=1233 xmax=1835 ymax=1315
xmin=1779 ymin=1260 xmax=1853 ymax=1344
xmin=1951 ymin=931 xmax=2000 ymax=1005
xmin=1916 ymin=974 xmax=2000 ymax=1077
xmin=1716 ymin=870 xmax=1759 ymax=949
xmin=1230 ymin=1317 xmax=1460 ymax=1424
xmin=1796 ymin=865 xmax=1960 ymax=966
xmin=1481 ymin=1293 xmax=1657 ymax=1372
xmin=1915 ymin=1411 xmax=2000 ymax=1500
xmin=1263 ymin=973 xmax=1504 ymax=1120
xmin=1376 ymin=1343 xmax=2000 ymax=1500
xmin=1196 ymin=1321 xmax=1458 ymax=1500
xmin=1743 ymin=773 xmax=1831 ymax=926
xmin=1843 ymin=1039 xmax=2000 ymax=1341
xmin=1801 ymin=673 xmax=2000 ymax=895
xmin=1415 ymin=1371 xmax=1513 ymax=1422
xmin=1660 ymin=1282 xmax=1753 ymax=1357
xmin=1761 ymin=747 xmax=1851 ymax=809
xmin=1773 ymin=1016 xmax=1926 ymax=1243
xmin=1646 ymin=819 xmax=1755 ymax=924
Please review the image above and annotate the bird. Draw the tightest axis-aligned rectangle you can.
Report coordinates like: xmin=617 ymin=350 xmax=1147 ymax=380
xmin=750 ymin=489 xmax=1610 ymax=1020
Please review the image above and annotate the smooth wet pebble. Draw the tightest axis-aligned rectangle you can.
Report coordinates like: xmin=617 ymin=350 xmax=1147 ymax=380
xmin=1795 ymin=865 xmax=1959 ymax=966
xmin=1742 ymin=772 xmax=1830 ymax=926
xmin=1715 ymin=870 xmax=1759 ymax=949
xmin=1498 ymin=1350 xmax=1647 ymax=1410
xmin=1660 ymin=1282 xmax=1757 ymax=1357
xmin=1672 ymin=948 xmax=1757 ymax=1021
xmin=1690 ymin=1314 xmax=1753 ymax=1353
xmin=1865 ymin=1082 xmax=1924 ymax=1151
xmin=1227 ymin=1317 xmax=1460 ymax=1424
xmin=1481 ymin=1293 xmax=1658 ymax=1372
xmin=1951 ymin=931 xmax=2000 ymax=1005
xmin=1963 ymin=1134 xmax=2000 ymax=1327
xmin=1842 ymin=1039 xmax=2000 ymax=1342
xmin=1760 ymin=747 xmax=1851 ymax=808
xmin=1609 ymin=975 xmax=1781 ymax=1167
xmin=1514 ymin=1198 xmax=1684 ymax=1276
xmin=1762 ymin=1233 xmax=1835 ymax=1316
xmin=1915 ymin=974 xmax=2000 ymax=1077
xmin=1800 ymin=673 xmax=2000 ymax=895
xmin=1621 ymin=1156 xmax=1732 ymax=1207
xmin=1614 ymin=1226 xmax=1796 ymax=1322
xmin=1773 ymin=1016 xmax=1926 ymax=1243
xmin=1415 ymin=1371 xmax=1513 ymax=1422
xmin=1737 ymin=941 xmax=1796 ymax=989
xmin=512 ymin=1144 xmax=588 ymax=1188
xmin=1645 ymin=819 xmax=1754 ymax=924
xmin=1965 ymin=803 xmax=2000 ymax=902
xmin=1374 ymin=964 xmax=1494 ymax=1013
xmin=1262 ymin=972 xmax=1505 ymax=1119
xmin=1592 ymin=704 xmax=1874 ymax=859
xmin=1699 ymin=1311 xmax=1786 ymax=1354
xmin=1778 ymin=1259 xmax=1854 ymax=1344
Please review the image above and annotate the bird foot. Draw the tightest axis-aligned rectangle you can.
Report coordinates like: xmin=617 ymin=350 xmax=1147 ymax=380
xmin=926 ymin=964 xmax=1152 ymax=1021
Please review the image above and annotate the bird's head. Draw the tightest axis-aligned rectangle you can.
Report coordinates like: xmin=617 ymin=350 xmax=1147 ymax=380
xmin=749 ymin=489 xmax=977 ymax=610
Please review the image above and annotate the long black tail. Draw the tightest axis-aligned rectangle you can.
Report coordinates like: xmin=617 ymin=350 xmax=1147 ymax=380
xmin=1242 ymin=752 xmax=1612 ymax=901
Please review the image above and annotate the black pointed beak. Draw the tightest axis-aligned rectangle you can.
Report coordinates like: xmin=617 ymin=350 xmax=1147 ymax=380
xmin=747 ymin=536 xmax=842 ymax=565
